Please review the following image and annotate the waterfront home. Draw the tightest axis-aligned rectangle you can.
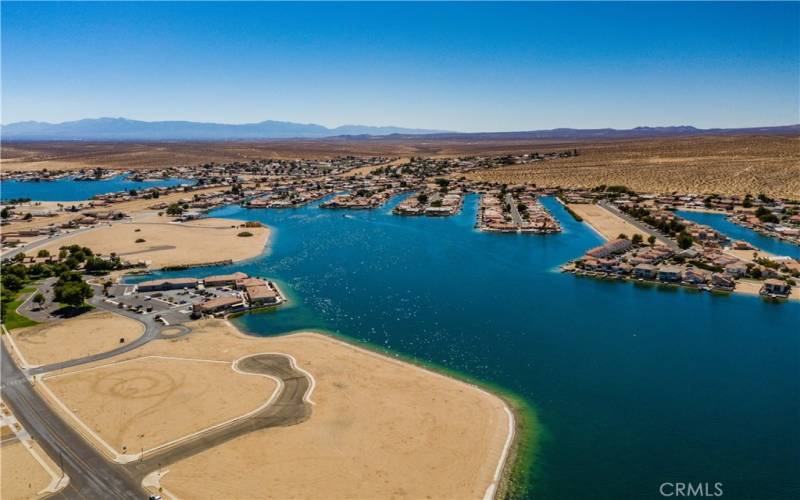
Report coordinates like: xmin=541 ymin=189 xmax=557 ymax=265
xmin=633 ymin=263 xmax=657 ymax=279
xmin=657 ymin=265 xmax=683 ymax=283
xmin=580 ymin=257 xmax=601 ymax=271
xmin=137 ymin=277 xmax=198 ymax=292
xmin=612 ymin=262 xmax=632 ymax=275
xmin=683 ymin=267 xmax=710 ymax=285
xmin=760 ymin=279 xmax=791 ymax=297
xmin=587 ymin=238 xmax=633 ymax=258
xmin=711 ymin=273 xmax=735 ymax=290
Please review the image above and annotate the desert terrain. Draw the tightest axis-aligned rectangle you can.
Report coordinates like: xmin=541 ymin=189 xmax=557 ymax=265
xmin=469 ymin=135 xmax=800 ymax=199
xmin=11 ymin=311 xmax=144 ymax=366
xmin=1 ymin=401 xmax=63 ymax=500
xmin=0 ymin=439 xmax=55 ymax=499
xmin=45 ymin=319 xmax=513 ymax=499
xmin=3 ymin=135 xmax=798 ymax=198
xmin=36 ymin=218 xmax=269 ymax=268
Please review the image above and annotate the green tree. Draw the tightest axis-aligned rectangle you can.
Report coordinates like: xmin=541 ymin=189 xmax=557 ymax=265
xmin=54 ymin=278 xmax=93 ymax=307
xmin=166 ymin=203 xmax=184 ymax=216
xmin=677 ymin=231 xmax=694 ymax=250
xmin=85 ymin=256 xmax=120 ymax=275
xmin=1 ymin=274 xmax=24 ymax=292
xmin=4 ymin=263 xmax=28 ymax=280
xmin=755 ymin=206 xmax=770 ymax=217
xmin=631 ymin=234 xmax=643 ymax=245
xmin=37 ymin=249 xmax=50 ymax=258
xmin=33 ymin=293 xmax=46 ymax=308
xmin=617 ymin=233 xmax=628 ymax=240
xmin=647 ymin=235 xmax=657 ymax=246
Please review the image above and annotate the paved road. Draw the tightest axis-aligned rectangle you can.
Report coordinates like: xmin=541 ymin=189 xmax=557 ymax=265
xmin=1 ymin=225 xmax=103 ymax=260
xmin=3 ymin=264 xmax=313 ymax=498
xmin=1 ymin=343 xmax=146 ymax=499
xmin=504 ymin=193 xmax=523 ymax=228
xmin=15 ymin=277 xmax=58 ymax=323
xmin=124 ymin=353 xmax=312 ymax=481
xmin=3 ymin=331 xmax=311 ymax=498
xmin=28 ymin=292 xmax=162 ymax=376
xmin=598 ymin=200 xmax=679 ymax=251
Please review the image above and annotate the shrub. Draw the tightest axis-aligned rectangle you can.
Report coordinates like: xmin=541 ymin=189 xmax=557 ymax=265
xmin=237 ymin=231 xmax=253 ymax=237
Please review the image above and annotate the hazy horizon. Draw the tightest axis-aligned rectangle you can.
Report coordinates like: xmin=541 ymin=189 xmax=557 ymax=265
xmin=2 ymin=2 xmax=798 ymax=130
xmin=2 ymin=116 xmax=799 ymax=132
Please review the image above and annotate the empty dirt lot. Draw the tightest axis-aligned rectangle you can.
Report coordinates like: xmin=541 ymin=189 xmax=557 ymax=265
xmin=37 ymin=218 xmax=270 ymax=268
xmin=0 ymin=439 xmax=55 ymax=499
xmin=40 ymin=355 xmax=278 ymax=457
xmin=10 ymin=311 xmax=144 ymax=367
xmin=567 ymin=203 xmax=649 ymax=242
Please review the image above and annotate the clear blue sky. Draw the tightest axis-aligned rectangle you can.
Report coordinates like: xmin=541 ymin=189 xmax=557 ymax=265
xmin=2 ymin=2 xmax=798 ymax=131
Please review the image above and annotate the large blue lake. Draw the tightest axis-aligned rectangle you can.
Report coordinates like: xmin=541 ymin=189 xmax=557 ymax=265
xmin=0 ymin=175 xmax=195 ymax=202
xmin=134 ymin=195 xmax=800 ymax=500
xmin=677 ymin=210 xmax=800 ymax=260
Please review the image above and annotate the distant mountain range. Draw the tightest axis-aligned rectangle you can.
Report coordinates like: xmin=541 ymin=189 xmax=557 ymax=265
xmin=417 ymin=124 xmax=800 ymax=141
xmin=1 ymin=117 xmax=797 ymax=141
xmin=0 ymin=117 xmax=446 ymax=140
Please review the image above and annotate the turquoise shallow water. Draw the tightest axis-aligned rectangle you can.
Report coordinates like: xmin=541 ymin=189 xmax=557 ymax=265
xmin=677 ymin=210 xmax=800 ymax=259
xmin=132 ymin=195 xmax=800 ymax=500
xmin=0 ymin=175 xmax=196 ymax=202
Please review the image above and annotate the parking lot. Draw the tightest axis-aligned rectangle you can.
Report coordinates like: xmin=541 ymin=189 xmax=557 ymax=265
xmin=102 ymin=283 xmax=243 ymax=326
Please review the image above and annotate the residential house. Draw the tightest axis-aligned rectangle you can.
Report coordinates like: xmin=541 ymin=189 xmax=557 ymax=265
xmin=760 ymin=279 xmax=791 ymax=297
xmin=633 ymin=263 xmax=657 ymax=279
xmin=657 ymin=265 xmax=682 ymax=283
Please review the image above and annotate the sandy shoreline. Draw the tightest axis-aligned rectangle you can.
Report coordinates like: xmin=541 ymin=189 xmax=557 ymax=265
xmin=733 ymin=279 xmax=800 ymax=301
xmin=31 ymin=317 xmax=518 ymax=499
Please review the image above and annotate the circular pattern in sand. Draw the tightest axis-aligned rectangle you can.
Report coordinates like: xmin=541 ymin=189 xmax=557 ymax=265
xmin=91 ymin=368 xmax=178 ymax=400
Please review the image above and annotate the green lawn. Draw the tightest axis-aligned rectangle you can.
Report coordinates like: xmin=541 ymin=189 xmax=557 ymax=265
xmin=1 ymin=285 xmax=39 ymax=331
